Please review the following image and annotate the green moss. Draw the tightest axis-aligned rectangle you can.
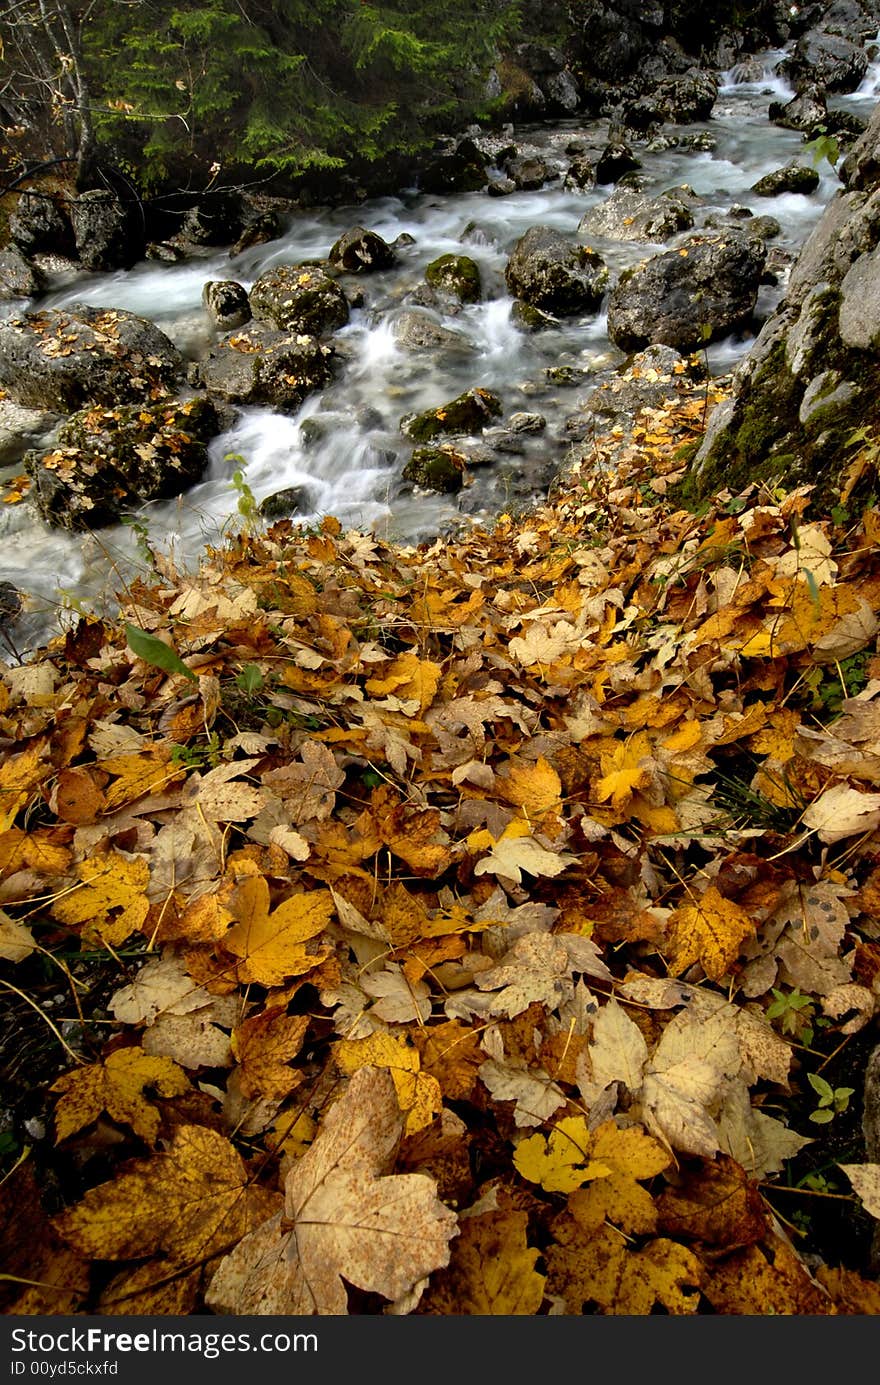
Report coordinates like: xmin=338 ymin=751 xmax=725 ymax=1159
xmin=425 ymin=254 xmax=482 ymax=303
xmin=403 ymin=445 xmax=466 ymax=492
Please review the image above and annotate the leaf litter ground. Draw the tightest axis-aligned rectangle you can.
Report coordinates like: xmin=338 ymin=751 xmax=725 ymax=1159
xmin=3 ymin=374 xmax=880 ymax=1314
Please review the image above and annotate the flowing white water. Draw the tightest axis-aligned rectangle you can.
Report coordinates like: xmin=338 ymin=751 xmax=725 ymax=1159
xmin=0 ymin=42 xmax=873 ymax=650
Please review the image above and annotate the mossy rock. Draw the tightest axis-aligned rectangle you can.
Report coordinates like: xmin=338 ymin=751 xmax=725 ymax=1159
xmin=511 ymin=301 xmax=556 ymax=333
xmin=425 ymin=254 xmax=482 ymax=303
xmin=400 ymin=387 xmax=503 ymax=442
xmin=249 ymin=264 xmax=349 ymax=336
xmin=403 ymin=446 xmax=466 ymax=492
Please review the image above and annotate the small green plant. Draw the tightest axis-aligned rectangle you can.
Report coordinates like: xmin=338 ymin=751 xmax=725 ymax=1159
xmin=235 ymin=663 xmax=265 ymax=695
xmin=170 ymin=732 xmax=222 ymax=771
xmin=766 ymin=986 xmax=819 ymax=1046
xmin=807 ymin=1071 xmax=855 ymax=1124
xmin=802 ymin=130 xmax=840 ymax=171
xmin=120 ymin=513 xmax=158 ymax=571
xmin=226 ymin=452 xmax=260 ymax=532
xmin=801 ymin=650 xmax=872 ymax=719
xmin=125 ymin=623 xmax=197 ymax=684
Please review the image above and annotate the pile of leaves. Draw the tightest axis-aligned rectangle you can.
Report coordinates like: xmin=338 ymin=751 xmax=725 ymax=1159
xmin=3 ymin=389 xmax=880 ymax=1316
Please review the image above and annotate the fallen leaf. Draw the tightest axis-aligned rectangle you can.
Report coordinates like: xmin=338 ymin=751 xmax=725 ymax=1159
xmin=51 ymin=1048 xmax=189 ymax=1143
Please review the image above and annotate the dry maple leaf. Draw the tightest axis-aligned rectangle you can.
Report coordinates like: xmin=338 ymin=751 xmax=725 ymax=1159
xmin=231 ymin=1007 xmax=309 ymax=1100
xmin=224 ymin=874 xmax=334 ymax=985
xmin=839 ymin=1163 xmax=880 ymax=1219
xmin=420 ymin=1206 xmax=546 ymax=1314
xmin=335 ymin=1031 xmax=442 ymax=1135
xmin=52 ymin=1047 xmax=190 ymax=1143
xmin=51 ymin=851 xmax=150 ymax=946
xmin=666 ymin=884 xmax=755 ymax=982
xmin=206 ymin=1066 xmax=458 ymax=1314
xmin=700 ymin=1236 xmax=835 ymax=1315
xmin=472 ymin=824 xmax=576 ymax=886
xmin=54 ymin=1124 xmax=278 ymax=1266
xmin=546 ymin=1221 xmax=701 ymax=1315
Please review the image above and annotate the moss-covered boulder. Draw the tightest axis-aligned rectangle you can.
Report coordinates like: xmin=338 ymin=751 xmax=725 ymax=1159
xmin=690 ymin=101 xmax=880 ymax=505
xmin=424 ymin=254 xmax=482 ymax=303
xmin=24 ymin=396 xmax=219 ymax=530
xmin=249 ymin=264 xmax=349 ymax=336
xmin=196 ymin=326 xmax=334 ymax=412
xmin=402 ymin=446 xmax=466 ymax=492
xmin=328 ymin=226 xmax=395 ymax=274
xmin=401 ymin=388 xmax=502 ymax=442
xmin=751 ymin=162 xmax=821 ymax=197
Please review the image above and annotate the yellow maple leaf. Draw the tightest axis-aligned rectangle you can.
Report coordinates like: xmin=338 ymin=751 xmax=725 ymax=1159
xmin=496 ymin=755 xmax=563 ymax=822
xmin=546 ymin=1222 xmax=701 ymax=1315
xmin=335 ymin=1031 xmax=442 ymax=1135
xmin=231 ymin=1006 xmax=309 ymax=1100
xmin=224 ymin=875 xmax=334 ymax=985
xmin=595 ymin=732 xmax=655 ymax=811
xmin=514 ymin=1115 xmax=607 ymax=1193
xmin=98 ymin=749 xmax=182 ymax=811
xmin=413 ymin=1020 xmax=484 ymax=1101
xmin=565 ymin=1122 xmax=671 ymax=1234
xmin=51 ymin=1048 xmax=189 ymax=1143
xmin=365 ymin=653 xmax=442 ymax=713
xmin=51 ymin=852 xmax=150 ymax=946
xmin=421 ymin=1208 xmax=546 ymax=1314
xmin=54 ymin=1124 xmax=279 ymax=1265
xmin=666 ymin=884 xmax=755 ymax=982
xmin=0 ymin=738 xmax=49 ymax=822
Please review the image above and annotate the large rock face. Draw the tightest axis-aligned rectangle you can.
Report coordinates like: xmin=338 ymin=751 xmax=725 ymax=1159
xmin=691 ymin=101 xmax=880 ymax=503
xmin=579 ymin=185 xmax=697 ymax=242
xmin=0 ymin=306 xmax=183 ymax=411
xmin=606 ymin=230 xmax=766 ymax=353
xmin=505 ymin=226 xmax=609 ymax=316
xmin=777 ymin=29 xmax=869 ymax=93
xmin=196 ymin=326 xmax=334 ymax=411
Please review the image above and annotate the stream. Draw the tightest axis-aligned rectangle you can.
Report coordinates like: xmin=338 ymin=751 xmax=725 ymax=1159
xmin=2 ymin=41 xmax=880 ymax=653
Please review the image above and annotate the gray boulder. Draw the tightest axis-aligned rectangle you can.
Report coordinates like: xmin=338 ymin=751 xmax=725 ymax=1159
xmin=24 ymin=396 xmax=219 ymax=530
xmin=579 ymin=185 xmax=697 ymax=242
xmin=260 ymin=485 xmax=317 ymax=519
xmin=769 ymin=85 xmax=828 ymax=133
xmin=690 ymin=98 xmax=880 ymax=503
xmin=202 ymin=280 xmax=251 ymax=330
xmin=178 ymin=194 xmax=245 ymax=247
xmin=328 ymin=226 xmax=395 ymax=274
xmin=70 ymin=190 xmax=140 ymax=271
xmin=249 ymin=264 xmax=349 ymax=335
xmin=401 ymin=388 xmax=502 ymax=442
xmin=651 ymin=70 xmax=718 ymax=122
xmin=751 ymin=162 xmax=821 ymax=196
xmin=564 ymin=157 xmax=596 ymax=191
xmin=425 ymin=254 xmax=482 ymax=303
xmin=542 ymin=69 xmax=580 ymax=113
xmin=8 ymin=192 xmax=72 ymax=257
xmin=0 ymin=305 xmax=182 ymax=411
xmin=607 ymin=230 xmax=766 ymax=353
xmin=196 ymin=326 xmax=335 ymax=412
xmin=504 ymin=155 xmax=552 ymax=190
xmin=505 ymin=226 xmax=609 ymax=316
xmin=777 ymin=30 xmax=868 ymax=93
xmin=391 ymin=310 xmax=473 ymax=355
xmin=0 ymin=247 xmax=44 ymax=299
xmin=595 ymin=142 xmax=642 ymax=185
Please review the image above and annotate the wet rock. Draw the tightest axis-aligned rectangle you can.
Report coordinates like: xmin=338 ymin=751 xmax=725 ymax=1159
xmin=70 ymin=190 xmax=140 ymax=271
xmin=403 ymin=445 xmax=466 ymax=492
xmin=24 ymin=396 xmax=219 ymax=530
xmin=419 ymin=139 xmax=488 ymax=194
xmin=0 ymin=247 xmax=44 ymax=299
xmin=0 ymin=399 xmax=57 ymax=465
xmin=8 ymin=191 xmax=72 ymax=257
xmin=424 ymin=253 xmax=482 ymax=303
xmin=146 ymin=241 xmax=187 ymax=263
xmin=481 ymin=427 xmax=526 ymax=454
xmin=595 ymin=141 xmax=642 ymax=185
xmin=249 ymin=264 xmax=349 ymax=336
xmin=202 ymin=280 xmax=251 ymax=331
xmin=652 ymin=70 xmax=718 ymax=122
xmin=259 ymin=485 xmax=316 ymax=519
xmin=196 ymin=326 xmax=335 ymax=412
xmin=505 ymin=226 xmax=609 ymax=316
xmin=729 ymin=57 xmax=766 ymax=83
xmin=391 ymin=309 xmax=473 ymax=355
xmin=509 ymin=411 xmax=547 ymax=433
xmin=769 ymin=84 xmax=828 ymax=133
xmin=751 ymin=162 xmax=821 ymax=196
xmin=607 ymin=230 xmax=766 ymax=353
xmin=0 ymin=582 xmax=22 ymax=630
xmin=777 ymin=29 xmax=868 ymax=93
xmin=328 ymin=226 xmax=396 ymax=274
xmin=178 ymin=192 xmax=245 ymax=246
xmin=391 ymin=232 xmax=417 ymax=252
xmin=563 ymin=157 xmax=596 ymax=190
xmin=401 ymin=387 xmax=502 ymax=442
xmin=579 ymin=185 xmax=697 ymax=242
xmin=582 ymin=343 xmax=704 ymax=428
xmin=542 ymin=69 xmax=581 ymax=114
xmin=0 ymin=306 xmax=183 ymax=412
xmin=230 ymin=210 xmax=284 ymax=257
xmin=488 ymin=177 xmax=517 ymax=197
xmin=510 ymin=301 xmax=557 ymax=333
xmin=504 ymin=155 xmax=551 ymax=190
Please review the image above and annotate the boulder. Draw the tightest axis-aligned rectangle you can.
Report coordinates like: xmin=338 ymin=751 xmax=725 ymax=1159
xmin=402 ymin=445 xmax=466 ymax=492
xmin=595 ymin=141 xmax=642 ymax=185
xmin=196 ymin=326 xmax=334 ymax=412
xmin=690 ymin=100 xmax=880 ymax=503
xmin=504 ymin=155 xmax=551 ymax=190
xmin=230 ymin=210 xmax=284 ymax=257
xmin=505 ymin=226 xmax=609 ymax=316
xmin=488 ymin=177 xmax=517 ymax=197
xmin=249 ymin=264 xmax=349 ymax=336
xmin=769 ymin=85 xmax=828 ymax=133
xmin=777 ymin=30 xmax=868 ymax=93
xmin=606 ymin=230 xmax=766 ymax=352
xmin=0 ymin=247 xmax=44 ymax=299
xmin=751 ymin=162 xmax=821 ymax=196
xmin=259 ymin=485 xmax=317 ymax=519
xmin=401 ymin=387 xmax=502 ymax=442
xmin=8 ymin=191 xmax=72 ymax=257
xmin=542 ymin=69 xmax=581 ymax=114
xmin=511 ymin=301 xmax=558 ymax=333
xmin=0 ymin=306 xmax=182 ymax=412
xmin=70 ymin=190 xmax=140 ymax=271
xmin=24 ymin=396 xmax=219 ymax=530
xmin=202 ymin=280 xmax=251 ymax=331
xmin=579 ymin=185 xmax=697 ymax=242
xmin=580 ymin=343 xmax=704 ymax=429
xmin=0 ymin=582 xmax=22 ymax=632
xmin=328 ymin=226 xmax=396 ymax=274
xmin=420 ymin=140 xmax=488 ymax=194
xmin=391 ymin=310 xmax=473 ymax=355
xmin=178 ymin=193 xmax=245 ymax=247
xmin=563 ymin=157 xmax=596 ymax=191
xmin=424 ymin=254 xmax=482 ymax=303
xmin=651 ymin=70 xmax=718 ymax=122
